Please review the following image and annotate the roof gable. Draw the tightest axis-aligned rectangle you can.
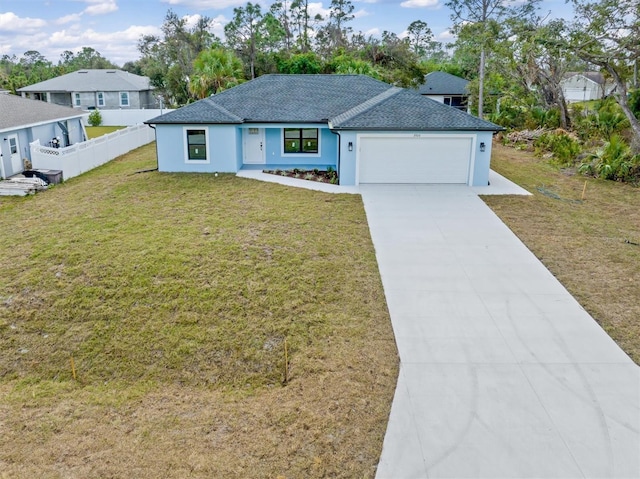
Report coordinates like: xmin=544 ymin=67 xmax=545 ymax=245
xmin=331 ymin=88 xmax=498 ymax=131
xmin=0 ymin=94 xmax=86 ymax=131
xmin=147 ymin=74 xmax=501 ymax=132
xmin=418 ymin=71 xmax=470 ymax=96
xmin=17 ymin=69 xmax=153 ymax=93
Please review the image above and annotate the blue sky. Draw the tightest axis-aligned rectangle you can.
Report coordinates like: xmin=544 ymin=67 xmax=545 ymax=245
xmin=0 ymin=0 xmax=573 ymax=66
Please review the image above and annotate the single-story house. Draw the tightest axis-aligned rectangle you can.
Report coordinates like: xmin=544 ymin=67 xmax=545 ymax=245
xmin=418 ymin=71 xmax=470 ymax=112
xmin=146 ymin=74 xmax=502 ymax=186
xmin=17 ymin=69 xmax=158 ymax=110
xmin=561 ymin=72 xmax=616 ymax=103
xmin=0 ymin=93 xmax=87 ymax=179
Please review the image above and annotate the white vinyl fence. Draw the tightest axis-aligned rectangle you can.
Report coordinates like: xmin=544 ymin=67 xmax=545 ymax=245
xmin=94 ymin=109 xmax=174 ymax=126
xmin=30 ymin=124 xmax=155 ymax=181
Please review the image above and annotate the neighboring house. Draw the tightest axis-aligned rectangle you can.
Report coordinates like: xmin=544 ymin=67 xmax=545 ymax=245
xmin=146 ymin=74 xmax=502 ymax=186
xmin=0 ymin=94 xmax=87 ymax=179
xmin=418 ymin=71 xmax=470 ymax=112
xmin=17 ymin=69 xmax=158 ymax=110
xmin=561 ymin=72 xmax=616 ymax=103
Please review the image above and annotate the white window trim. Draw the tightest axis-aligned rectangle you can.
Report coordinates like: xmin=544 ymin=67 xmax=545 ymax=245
xmin=183 ymin=126 xmax=210 ymax=164
xmin=97 ymin=92 xmax=105 ymax=107
xmin=281 ymin=128 xmax=321 ymax=157
xmin=119 ymin=91 xmax=130 ymax=107
xmin=73 ymin=92 xmax=81 ymax=107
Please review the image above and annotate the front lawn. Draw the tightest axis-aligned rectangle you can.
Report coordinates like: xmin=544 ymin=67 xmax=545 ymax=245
xmin=85 ymin=125 xmax=126 ymax=139
xmin=484 ymin=142 xmax=640 ymax=363
xmin=0 ymin=143 xmax=398 ymax=478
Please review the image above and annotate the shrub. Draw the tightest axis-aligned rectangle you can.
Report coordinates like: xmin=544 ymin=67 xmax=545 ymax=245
xmin=534 ymin=130 xmax=581 ymax=166
xmin=88 ymin=109 xmax=102 ymax=127
xmin=579 ymin=134 xmax=640 ymax=181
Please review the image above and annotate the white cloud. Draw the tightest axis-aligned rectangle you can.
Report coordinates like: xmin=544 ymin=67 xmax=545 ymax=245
xmin=0 ymin=12 xmax=47 ymax=33
xmin=353 ymin=9 xmax=371 ymax=19
xmin=163 ymin=0 xmax=249 ymax=9
xmin=437 ymin=29 xmax=455 ymax=41
xmin=210 ymin=15 xmax=227 ymax=38
xmin=364 ymin=27 xmax=381 ymax=37
xmin=400 ymin=0 xmax=439 ymax=7
xmin=56 ymin=13 xmax=83 ymax=25
xmin=308 ymin=2 xmax=331 ymax=19
xmin=83 ymin=0 xmax=119 ymax=15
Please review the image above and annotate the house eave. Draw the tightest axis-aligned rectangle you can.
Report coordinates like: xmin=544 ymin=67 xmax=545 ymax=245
xmin=330 ymin=126 xmax=505 ymax=132
xmin=0 ymin=112 xmax=89 ymax=135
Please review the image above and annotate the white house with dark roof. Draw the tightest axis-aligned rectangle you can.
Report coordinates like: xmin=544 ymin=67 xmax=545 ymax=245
xmin=418 ymin=71 xmax=471 ymax=112
xmin=0 ymin=94 xmax=87 ymax=179
xmin=17 ymin=69 xmax=158 ymax=110
xmin=561 ymin=72 xmax=616 ymax=103
xmin=146 ymin=74 xmax=502 ymax=186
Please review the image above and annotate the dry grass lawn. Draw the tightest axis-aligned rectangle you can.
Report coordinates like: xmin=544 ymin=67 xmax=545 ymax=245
xmin=484 ymin=142 xmax=640 ymax=364
xmin=0 ymin=144 xmax=398 ymax=478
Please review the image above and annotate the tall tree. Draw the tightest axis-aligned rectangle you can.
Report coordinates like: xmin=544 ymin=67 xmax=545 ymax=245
xmin=406 ymin=20 xmax=439 ymax=59
xmin=225 ymin=3 xmax=264 ymax=79
xmin=445 ymin=0 xmax=540 ymax=118
xmin=317 ymin=0 xmax=355 ymax=54
xmin=290 ymin=0 xmax=323 ymax=52
xmin=568 ymin=0 xmax=640 ymax=148
xmin=58 ymin=47 xmax=118 ymax=70
xmin=137 ymin=10 xmax=218 ymax=105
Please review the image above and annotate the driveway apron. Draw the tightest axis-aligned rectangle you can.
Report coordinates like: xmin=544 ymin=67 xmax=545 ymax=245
xmin=361 ymin=184 xmax=640 ymax=479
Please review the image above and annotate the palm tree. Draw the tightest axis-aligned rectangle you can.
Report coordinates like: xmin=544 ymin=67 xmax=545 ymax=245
xmin=188 ymin=48 xmax=245 ymax=100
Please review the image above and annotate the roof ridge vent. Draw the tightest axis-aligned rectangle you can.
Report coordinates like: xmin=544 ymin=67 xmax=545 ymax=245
xmin=330 ymin=87 xmax=402 ymax=127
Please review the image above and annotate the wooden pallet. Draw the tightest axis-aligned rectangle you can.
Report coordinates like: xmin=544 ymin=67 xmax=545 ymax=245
xmin=0 ymin=177 xmax=48 ymax=196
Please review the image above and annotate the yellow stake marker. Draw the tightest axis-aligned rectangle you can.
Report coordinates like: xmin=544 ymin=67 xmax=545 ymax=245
xmin=581 ymin=181 xmax=587 ymax=201
xmin=284 ymin=338 xmax=289 ymax=385
xmin=70 ymin=356 xmax=77 ymax=381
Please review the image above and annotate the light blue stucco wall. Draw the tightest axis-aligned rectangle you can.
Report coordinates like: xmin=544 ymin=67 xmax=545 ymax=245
xmin=155 ymin=124 xmax=239 ymax=173
xmin=155 ymin=123 xmax=338 ymax=173
xmin=337 ymin=130 xmax=494 ymax=186
xmin=473 ymin=131 xmax=494 ymax=186
xmin=257 ymin=125 xmax=337 ymax=169
xmin=153 ymin=123 xmax=493 ymax=186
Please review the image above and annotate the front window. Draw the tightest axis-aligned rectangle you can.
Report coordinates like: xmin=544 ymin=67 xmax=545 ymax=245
xmin=284 ymin=128 xmax=318 ymax=154
xmin=74 ymin=93 xmax=81 ymax=106
xmin=97 ymin=92 xmax=105 ymax=107
xmin=120 ymin=92 xmax=129 ymax=107
xmin=9 ymin=138 xmax=17 ymax=155
xmin=185 ymin=129 xmax=208 ymax=162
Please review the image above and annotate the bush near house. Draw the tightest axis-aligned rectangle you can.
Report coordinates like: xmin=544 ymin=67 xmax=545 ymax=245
xmin=88 ymin=109 xmax=102 ymax=127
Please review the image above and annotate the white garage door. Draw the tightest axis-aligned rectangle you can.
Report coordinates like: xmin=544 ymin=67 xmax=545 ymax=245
xmin=358 ymin=136 xmax=473 ymax=184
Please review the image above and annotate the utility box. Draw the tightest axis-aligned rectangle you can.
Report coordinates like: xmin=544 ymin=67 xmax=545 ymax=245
xmin=36 ymin=169 xmax=63 ymax=184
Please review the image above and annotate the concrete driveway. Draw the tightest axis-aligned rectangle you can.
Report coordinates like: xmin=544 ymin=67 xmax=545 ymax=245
xmin=361 ymin=184 xmax=640 ymax=479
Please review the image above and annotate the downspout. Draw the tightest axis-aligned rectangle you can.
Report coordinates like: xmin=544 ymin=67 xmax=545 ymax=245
xmin=328 ymin=125 xmax=341 ymax=185
xmin=148 ymin=124 xmax=159 ymax=171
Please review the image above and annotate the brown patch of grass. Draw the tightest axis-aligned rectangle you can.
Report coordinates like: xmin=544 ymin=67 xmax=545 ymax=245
xmin=483 ymin=142 xmax=640 ymax=363
xmin=0 ymin=144 xmax=398 ymax=477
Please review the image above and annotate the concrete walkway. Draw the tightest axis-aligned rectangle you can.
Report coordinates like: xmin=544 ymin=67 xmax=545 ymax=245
xmin=361 ymin=185 xmax=640 ymax=478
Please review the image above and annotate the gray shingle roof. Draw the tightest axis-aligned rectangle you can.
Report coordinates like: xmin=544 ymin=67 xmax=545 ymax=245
xmin=331 ymin=89 xmax=498 ymax=131
xmin=418 ymin=71 xmax=470 ymax=96
xmin=0 ymin=94 xmax=86 ymax=131
xmin=17 ymin=69 xmax=153 ymax=93
xmin=563 ymin=71 xmax=606 ymax=85
xmin=147 ymin=74 xmax=500 ymax=132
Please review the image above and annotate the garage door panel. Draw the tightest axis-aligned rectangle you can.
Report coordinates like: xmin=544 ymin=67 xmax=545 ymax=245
xmin=359 ymin=136 xmax=472 ymax=184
